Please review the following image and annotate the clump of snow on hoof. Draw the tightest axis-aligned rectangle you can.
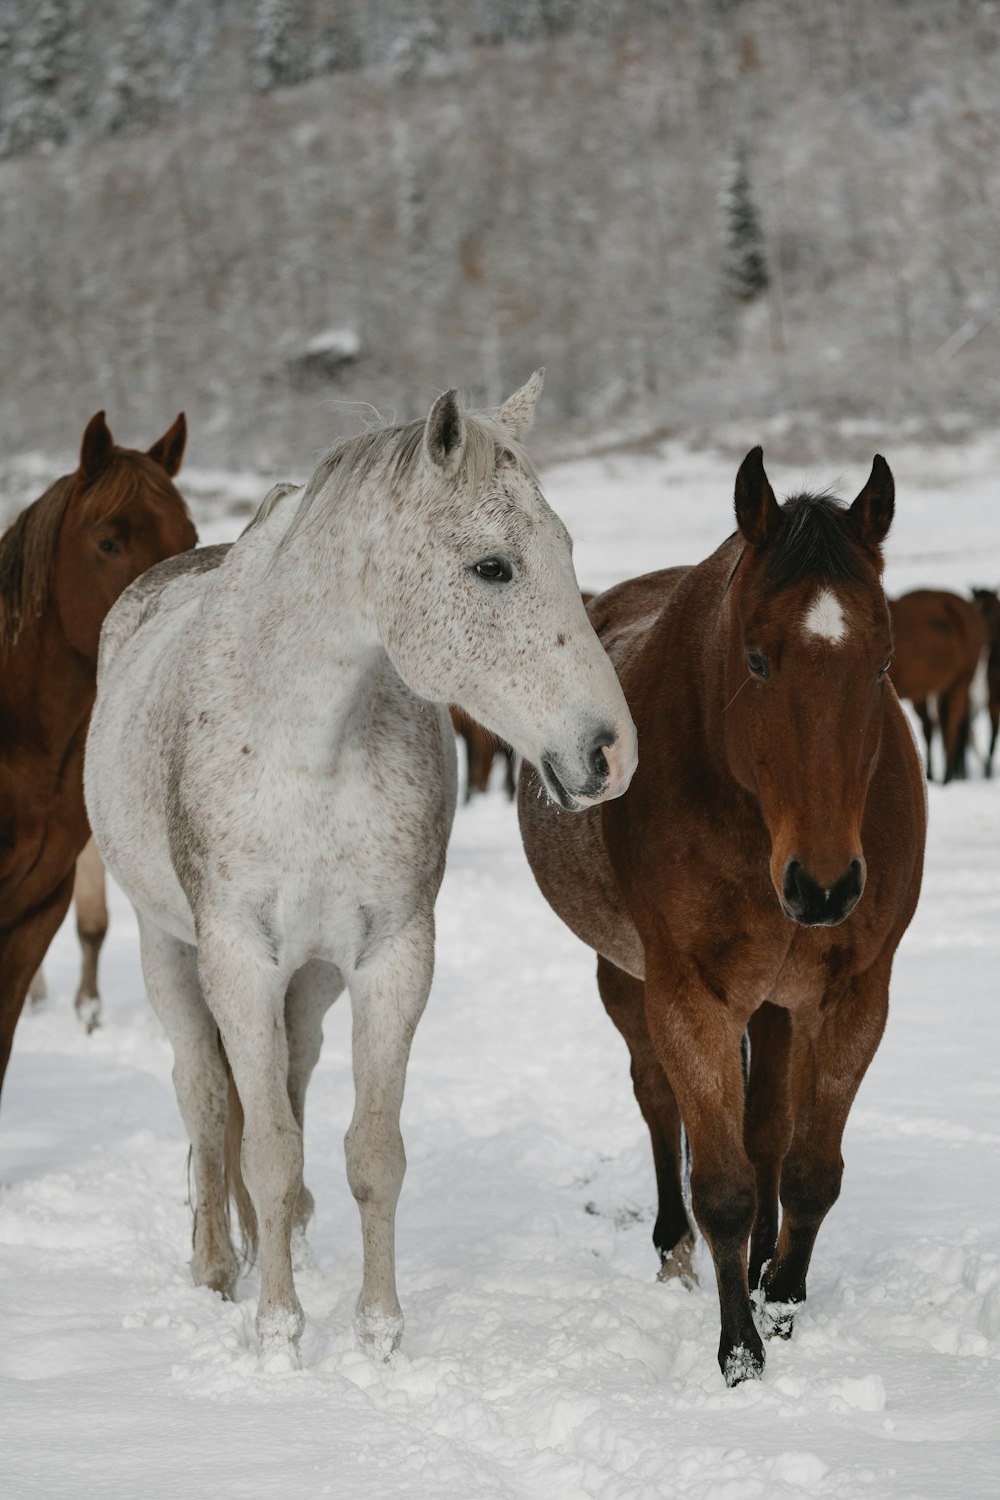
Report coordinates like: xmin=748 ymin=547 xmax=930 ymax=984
xmin=354 ymin=1304 xmax=403 ymax=1362
xmin=657 ymin=1232 xmax=699 ymax=1289
xmin=723 ymin=1343 xmax=764 ymax=1386
xmin=256 ymin=1305 xmax=304 ymax=1369
xmin=761 ymin=1298 xmax=799 ymax=1340
xmin=75 ymin=995 xmax=101 ymax=1033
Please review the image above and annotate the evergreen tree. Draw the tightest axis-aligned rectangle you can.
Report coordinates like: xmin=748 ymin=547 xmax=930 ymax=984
xmin=723 ymin=145 xmax=770 ymax=303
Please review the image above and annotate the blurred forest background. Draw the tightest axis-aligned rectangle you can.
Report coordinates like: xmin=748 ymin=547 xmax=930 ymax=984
xmin=1 ymin=0 xmax=998 ymax=467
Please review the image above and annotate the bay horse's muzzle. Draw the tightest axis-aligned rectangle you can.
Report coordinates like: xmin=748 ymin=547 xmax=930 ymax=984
xmin=780 ymin=856 xmax=865 ymax=927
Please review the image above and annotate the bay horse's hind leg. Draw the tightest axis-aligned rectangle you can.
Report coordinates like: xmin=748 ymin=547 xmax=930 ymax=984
xmin=914 ymin=699 xmax=936 ymax=780
xmin=136 ymin=914 xmax=238 ymax=1298
xmin=743 ymin=1002 xmax=793 ymax=1293
xmin=596 ymin=955 xmax=695 ymax=1284
xmin=284 ymin=958 xmax=344 ymax=1236
xmin=345 ymin=913 xmax=434 ymax=1359
xmin=73 ymin=838 xmax=108 ymax=1032
xmin=762 ymin=965 xmax=890 ymax=1339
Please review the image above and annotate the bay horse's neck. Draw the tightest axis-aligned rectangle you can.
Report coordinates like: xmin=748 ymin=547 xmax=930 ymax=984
xmin=0 ymin=606 xmax=96 ymax=759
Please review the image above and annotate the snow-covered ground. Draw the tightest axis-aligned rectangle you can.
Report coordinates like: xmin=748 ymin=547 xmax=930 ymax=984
xmin=2 ymin=435 xmax=999 ymax=1499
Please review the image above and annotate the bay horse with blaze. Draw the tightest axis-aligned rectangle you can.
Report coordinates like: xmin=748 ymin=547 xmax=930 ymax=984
xmin=0 ymin=411 xmax=196 ymax=1101
xmin=519 ymin=448 xmax=925 ymax=1385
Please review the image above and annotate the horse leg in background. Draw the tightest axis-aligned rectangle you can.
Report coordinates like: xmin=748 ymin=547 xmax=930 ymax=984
xmin=646 ymin=957 xmax=763 ymax=1384
xmin=284 ymin=958 xmax=344 ymax=1240
xmin=913 ymin=698 xmax=936 ymax=781
xmin=987 ymin=697 xmax=1000 ymax=778
xmin=137 ymin=914 xmax=238 ymax=1298
xmin=466 ymin=721 xmax=495 ymax=798
xmin=761 ymin=963 xmax=891 ymax=1339
xmin=73 ymin=837 xmax=108 ymax=1032
xmin=596 ymin=955 xmax=695 ymax=1284
xmin=345 ymin=913 xmax=434 ymax=1359
xmin=503 ymin=745 xmax=517 ymax=800
xmin=743 ymin=1003 xmax=793 ymax=1294
xmin=198 ymin=930 xmax=305 ymax=1359
xmin=940 ymin=680 xmax=972 ymax=782
xmin=0 ymin=873 xmax=75 ymax=1100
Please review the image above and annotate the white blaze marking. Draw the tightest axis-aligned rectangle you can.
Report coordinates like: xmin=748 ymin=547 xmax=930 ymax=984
xmin=803 ymin=588 xmax=848 ymax=644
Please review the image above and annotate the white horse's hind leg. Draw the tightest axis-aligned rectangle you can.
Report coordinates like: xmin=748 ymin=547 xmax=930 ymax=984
xmin=285 ymin=958 xmax=343 ymax=1236
xmin=137 ymin=915 xmax=238 ymax=1298
xmin=345 ymin=913 xmax=434 ymax=1360
xmin=198 ymin=934 xmax=305 ymax=1361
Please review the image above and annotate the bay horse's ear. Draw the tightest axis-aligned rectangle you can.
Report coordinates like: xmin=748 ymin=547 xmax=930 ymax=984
xmin=495 ymin=369 xmax=544 ymax=441
xmin=147 ymin=412 xmax=187 ymax=477
xmin=424 ymin=388 xmax=466 ymax=473
xmin=80 ymin=411 xmax=114 ymax=479
xmin=849 ymin=454 xmax=894 ymax=548
xmin=734 ymin=446 xmax=782 ymax=547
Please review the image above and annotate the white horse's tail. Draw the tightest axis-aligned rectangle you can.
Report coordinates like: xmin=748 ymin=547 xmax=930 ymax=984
xmin=222 ymin=1046 xmax=259 ymax=1267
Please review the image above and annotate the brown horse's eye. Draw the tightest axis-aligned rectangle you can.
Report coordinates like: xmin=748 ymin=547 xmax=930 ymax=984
xmin=747 ymin=650 xmax=769 ymax=679
xmin=97 ymin=537 xmax=120 ymax=556
xmin=877 ymin=657 xmax=891 ymax=679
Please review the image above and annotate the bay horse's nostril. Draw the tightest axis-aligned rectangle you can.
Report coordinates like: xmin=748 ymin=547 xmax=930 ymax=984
xmin=781 ymin=856 xmax=865 ymax=927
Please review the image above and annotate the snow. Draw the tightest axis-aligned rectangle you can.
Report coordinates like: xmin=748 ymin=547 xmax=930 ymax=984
xmin=3 ymin=434 xmax=1000 ymax=1499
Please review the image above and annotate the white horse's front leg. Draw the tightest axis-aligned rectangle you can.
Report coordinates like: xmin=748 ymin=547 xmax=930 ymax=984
xmin=285 ymin=958 xmax=343 ymax=1235
xmin=198 ymin=933 xmax=303 ymax=1363
xmin=137 ymin=915 xmax=238 ymax=1299
xmin=345 ymin=911 xmax=434 ymax=1360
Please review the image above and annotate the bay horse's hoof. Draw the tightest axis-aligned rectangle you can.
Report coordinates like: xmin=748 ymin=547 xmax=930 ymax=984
xmin=75 ymin=993 xmax=101 ymax=1033
xmin=721 ymin=1338 xmax=765 ymax=1386
xmin=761 ymin=1297 xmax=800 ymax=1340
xmin=657 ymin=1232 xmax=699 ymax=1288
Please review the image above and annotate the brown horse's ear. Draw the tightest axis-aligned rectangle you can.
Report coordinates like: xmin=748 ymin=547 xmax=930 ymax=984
xmin=147 ymin=412 xmax=187 ymax=476
xmin=424 ymin=388 xmax=466 ymax=473
xmin=849 ymin=455 xmax=894 ymax=547
xmin=80 ymin=411 xmax=114 ymax=479
xmin=734 ymin=446 xmax=782 ymax=547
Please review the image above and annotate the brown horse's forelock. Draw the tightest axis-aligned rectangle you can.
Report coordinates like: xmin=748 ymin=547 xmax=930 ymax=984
xmin=763 ymin=493 xmax=868 ymax=591
xmin=0 ymin=452 xmax=189 ymax=654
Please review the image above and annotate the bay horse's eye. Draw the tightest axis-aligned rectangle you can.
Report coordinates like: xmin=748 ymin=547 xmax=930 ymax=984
xmin=747 ymin=650 xmax=769 ymax=679
xmin=472 ymin=557 xmax=512 ymax=583
xmin=97 ymin=537 xmax=121 ymax=556
xmin=877 ymin=657 xmax=892 ymax=679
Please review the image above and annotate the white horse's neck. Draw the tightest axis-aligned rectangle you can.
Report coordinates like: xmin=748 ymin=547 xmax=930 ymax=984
xmin=217 ymin=489 xmax=397 ymax=765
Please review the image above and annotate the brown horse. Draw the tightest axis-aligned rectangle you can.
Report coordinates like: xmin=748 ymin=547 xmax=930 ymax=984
xmin=0 ymin=411 xmax=197 ymax=1101
xmin=888 ymin=588 xmax=988 ymax=781
xmin=519 ymin=449 xmax=925 ymax=1385
xmin=971 ymin=588 xmax=1000 ymax=776
xmin=28 ymin=836 xmax=108 ymax=1032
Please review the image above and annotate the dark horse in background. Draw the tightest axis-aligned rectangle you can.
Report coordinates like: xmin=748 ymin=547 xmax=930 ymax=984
xmin=0 ymin=411 xmax=197 ymax=1102
xmin=520 ymin=449 xmax=925 ymax=1385
xmin=888 ymin=587 xmax=988 ymax=781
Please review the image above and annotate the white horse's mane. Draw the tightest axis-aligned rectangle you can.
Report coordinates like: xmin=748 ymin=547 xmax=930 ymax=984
xmin=249 ymin=409 xmax=540 ymax=556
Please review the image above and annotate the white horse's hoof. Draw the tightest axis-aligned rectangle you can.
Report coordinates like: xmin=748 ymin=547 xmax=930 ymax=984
xmin=256 ymin=1303 xmax=305 ymax=1366
xmin=354 ymin=1304 xmax=403 ymax=1362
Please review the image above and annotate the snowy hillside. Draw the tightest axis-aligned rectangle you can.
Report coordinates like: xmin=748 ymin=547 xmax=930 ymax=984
xmin=2 ymin=434 xmax=998 ymax=1499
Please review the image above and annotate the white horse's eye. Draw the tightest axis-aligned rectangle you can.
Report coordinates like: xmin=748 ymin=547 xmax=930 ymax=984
xmin=472 ymin=557 xmax=513 ymax=583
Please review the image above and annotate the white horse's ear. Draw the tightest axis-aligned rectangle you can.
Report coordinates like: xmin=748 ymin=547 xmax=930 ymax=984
xmin=495 ymin=369 xmax=544 ymax=441
xmin=424 ymin=388 xmax=466 ymax=473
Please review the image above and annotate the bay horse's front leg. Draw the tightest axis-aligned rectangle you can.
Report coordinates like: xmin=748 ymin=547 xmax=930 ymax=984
xmin=198 ymin=932 xmax=304 ymax=1361
xmin=345 ymin=912 xmax=434 ymax=1360
xmin=0 ymin=872 xmax=75 ymax=1100
xmin=744 ymin=1002 xmax=793 ymax=1292
xmin=646 ymin=960 xmax=762 ymax=1385
xmin=596 ymin=955 xmax=695 ymax=1283
xmin=762 ymin=964 xmax=891 ymax=1338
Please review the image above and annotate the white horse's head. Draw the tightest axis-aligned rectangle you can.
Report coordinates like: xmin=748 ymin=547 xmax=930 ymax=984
xmin=365 ymin=374 xmax=636 ymax=808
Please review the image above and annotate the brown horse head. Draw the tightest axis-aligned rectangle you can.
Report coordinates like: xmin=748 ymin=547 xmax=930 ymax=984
xmin=724 ymin=447 xmax=895 ymax=926
xmin=27 ymin=412 xmax=197 ymax=662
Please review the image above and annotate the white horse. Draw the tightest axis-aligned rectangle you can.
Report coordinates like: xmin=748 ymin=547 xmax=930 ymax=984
xmin=85 ymin=375 xmax=637 ymax=1364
